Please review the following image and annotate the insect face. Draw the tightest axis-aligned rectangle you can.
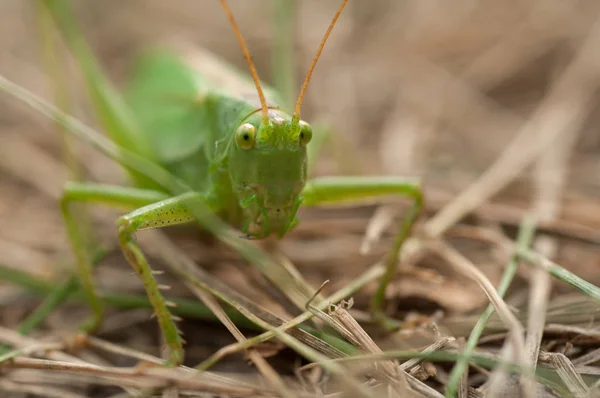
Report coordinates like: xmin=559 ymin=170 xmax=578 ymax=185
xmin=228 ymin=109 xmax=311 ymax=238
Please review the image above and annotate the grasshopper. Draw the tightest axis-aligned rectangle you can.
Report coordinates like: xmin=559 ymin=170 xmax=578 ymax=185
xmin=39 ymin=0 xmax=423 ymax=365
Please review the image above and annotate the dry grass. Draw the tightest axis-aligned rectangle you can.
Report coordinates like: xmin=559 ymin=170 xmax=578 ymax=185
xmin=2 ymin=0 xmax=600 ymax=397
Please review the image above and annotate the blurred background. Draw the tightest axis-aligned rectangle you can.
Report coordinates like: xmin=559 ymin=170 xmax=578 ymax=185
xmin=2 ymin=0 xmax=600 ymax=376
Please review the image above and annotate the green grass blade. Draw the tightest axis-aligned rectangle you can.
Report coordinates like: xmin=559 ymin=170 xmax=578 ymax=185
xmin=517 ymin=247 xmax=600 ymax=302
xmin=41 ymin=0 xmax=158 ymax=189
xmin=0 ymin=263 xmax=258 ymax=331
xmin=35 ymin=0 xmax=80 ymax=180
xmin=445 ymin=215 xmax=537 ymax=397
xmin=316 ymin=349 xmax=581 ymax=397
xmin=0 ymin=261 xmax=362 ymax=358
xmin=0 ymin=75 xmax=190 ymax=193
xmin=16 ymin=248 xmax=107 ymax=336
xmin=15 ymin=2 xmax=102 ymax=338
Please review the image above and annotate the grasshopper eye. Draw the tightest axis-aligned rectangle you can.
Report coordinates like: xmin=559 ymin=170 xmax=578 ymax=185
xmin=235 ymin=123 xmax=256 ymax=150
xmin=298 ymin=121 xmax=312 ymax=146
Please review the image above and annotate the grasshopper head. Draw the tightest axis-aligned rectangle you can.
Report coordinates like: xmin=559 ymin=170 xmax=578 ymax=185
xmin=228 ymin=109 xmax=312 ymax=238
xmin=218 ymin=0 xmax=347 ymax=238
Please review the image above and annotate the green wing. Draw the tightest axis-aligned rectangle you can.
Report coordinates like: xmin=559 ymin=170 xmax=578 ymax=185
xmin=124 ymin=50 xmax=210 ymax=163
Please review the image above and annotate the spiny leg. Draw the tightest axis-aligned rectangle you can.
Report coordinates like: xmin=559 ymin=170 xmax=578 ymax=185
xmin=60 ymin=182 xmax=170 ymax=333
xmin=116 ymin=191 xmax=221 ymax=366
xmin=301 ymin=176 xmax=423 ymax=329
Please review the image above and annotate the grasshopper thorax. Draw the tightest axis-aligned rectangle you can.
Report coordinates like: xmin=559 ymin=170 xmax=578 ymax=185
xmin=228 ymin=109 xmax=312 ymax=238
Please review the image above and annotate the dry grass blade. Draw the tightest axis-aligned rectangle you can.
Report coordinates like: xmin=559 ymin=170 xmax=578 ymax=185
xmin=539 ymin=351 xmax=589 ymax=398
xmin=85 ymin=336 xmax=165 ymax=365
xmin=142 ymin=229 xmax=350 ymax=359
xmin=403 ymin=374 xmax=445 ymax=398
xmin=0 ymin=327 xmax=143 ymax=396
xmin=445 ymin=217 xmax=537 ymax=397
xmin=0 ymin=379 xmax=87 ymax=398
xmin=523 ymin=262 xmax=551 ymax=368
xmin=440 ymin=224 xmax=600 ymax=309
xmin=520 ymin=47 xmax=585 ymax=396
xmin=399 ymin=337 xmax=457 ymax=374
xmin=0 ymin=357 xmax=270 ymax=396
xmin=263 ymin=326 xmax=376 ymax=398
xmin=314 ymin=299 xmax=407 ymax=389
xmin=423 ymin=10 xmax=600 ymax=238
xmin=428 ymin=241 xmax=526 ymax=360
xmin=0 ymin=326 xmax=84 ymax=364
xmin=133 ymin=227 xmax=392 ymax=396
xmin=435 ymin=193 xmax=600 ymax=246
xmin=186 ymin=285 xmax=294 ymax=398
xmin=196 ymin=263 xmax=384 ymax=370
xmin=0 ymin=341 xmax=66 ymax=364
xmin=426 ymin=240 xmax=533 ymax=398
xmin=572 ymin=347 xmax=600 ymax=367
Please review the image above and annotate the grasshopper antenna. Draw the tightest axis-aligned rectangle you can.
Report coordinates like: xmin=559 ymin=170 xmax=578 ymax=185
xmin=293 ymin=0 xmax=349 ymax=123
xmin=219 ymin=0 xmax=269 ymax=123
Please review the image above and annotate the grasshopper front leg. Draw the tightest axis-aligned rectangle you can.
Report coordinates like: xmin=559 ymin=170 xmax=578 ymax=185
xmin=61 ymin=182 xmax=221 ymax=365
xmin=116 ymin=192 xmax=225 ymax=365
xmin=301 ymin=176 xmax=423 ymax=329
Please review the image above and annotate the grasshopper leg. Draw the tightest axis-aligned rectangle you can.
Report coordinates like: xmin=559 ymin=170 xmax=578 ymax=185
xmin=60 ymin=182 xmax=216 ymax=365
xmin=116 ymin=191 xmax=222 ymax=366
xmin=60 ymin=182 xmax=168 ymax=333
xmin=301 ymin=176 xmax=423 ymax=330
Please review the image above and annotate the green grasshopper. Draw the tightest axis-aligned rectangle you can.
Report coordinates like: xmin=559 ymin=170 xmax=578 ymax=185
xmin=49 ymin=0 xmax=422 ymax=365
